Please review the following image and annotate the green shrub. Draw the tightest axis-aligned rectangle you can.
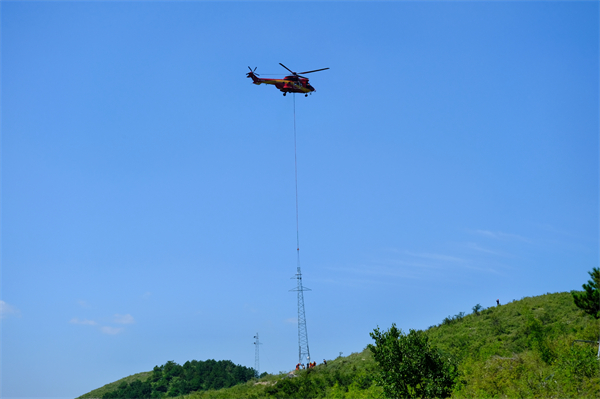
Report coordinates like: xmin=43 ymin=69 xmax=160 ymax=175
xmin=369 ymin=324 xmax=459 ymax=398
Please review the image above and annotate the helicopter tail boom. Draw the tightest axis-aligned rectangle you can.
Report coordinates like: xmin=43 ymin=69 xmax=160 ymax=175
xmin=246 ymin=71 xmax=262 ymax=84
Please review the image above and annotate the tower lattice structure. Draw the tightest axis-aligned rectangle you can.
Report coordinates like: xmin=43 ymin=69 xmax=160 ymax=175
xmin=253 ymin=333 xmax=262 ymax=378
xmin=290 ymin=266 xmax=311 ymax=363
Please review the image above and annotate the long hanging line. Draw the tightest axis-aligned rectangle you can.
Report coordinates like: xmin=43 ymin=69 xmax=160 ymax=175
xmin=293 ymin=93 xmax=300 ymax=262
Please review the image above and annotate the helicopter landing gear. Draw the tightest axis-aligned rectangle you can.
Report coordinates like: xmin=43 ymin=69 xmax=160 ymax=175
xmin=305 ymin=94 xmax=308 ymax=97
xmin=283 ymin=92 xmax=287 ymax=96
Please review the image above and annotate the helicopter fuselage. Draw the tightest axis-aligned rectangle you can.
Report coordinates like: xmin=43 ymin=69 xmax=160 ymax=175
xmin=247 ymin=72 xmax=315 ymax=94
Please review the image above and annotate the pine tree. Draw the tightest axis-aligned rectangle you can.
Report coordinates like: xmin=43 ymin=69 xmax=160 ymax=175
xmin=572 ymin=267 xmax=600 ymax=319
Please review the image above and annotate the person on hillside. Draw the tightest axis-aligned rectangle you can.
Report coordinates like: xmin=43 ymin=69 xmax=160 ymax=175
xmin=323 ymin=359 xmax=327 ymax=366
xmin=496 ymin=299 xmax=500 ymax=306
xmin=296 ymin=363 xmax=300 ymax=370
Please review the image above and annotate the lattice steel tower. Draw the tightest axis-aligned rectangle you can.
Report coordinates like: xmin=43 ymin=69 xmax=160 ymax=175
xmin=253 ymin=333 xmax=262 ymax=378
xmin=290 ymin=265 xmax=311 ymax=364
xmin=289 ymin=94 xmax=311 ymax=365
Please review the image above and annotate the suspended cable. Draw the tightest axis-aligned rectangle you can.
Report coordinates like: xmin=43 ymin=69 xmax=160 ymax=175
xmin=293 ymin=93 xmax=300 ymax=261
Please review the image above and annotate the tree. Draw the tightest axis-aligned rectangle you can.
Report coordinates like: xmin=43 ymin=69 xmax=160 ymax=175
xmin=102 ymin=358 xmax=256 ymax=398
xmin=572 ymin=267 xmax=600 ymax=319
xmin=368 ymin=324 xmax=459 ymax=399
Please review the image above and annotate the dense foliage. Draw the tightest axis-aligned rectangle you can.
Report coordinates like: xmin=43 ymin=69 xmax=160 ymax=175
xmin=188 ymin=351 xmax=382 ymax=399
xmin=77 ymin=372 xmax=152 ymax=399
xmin=101 ymin=359 xmax=256 ymax=398
xmin=572 ymin=267 xmax=600 ymax=319
xmin=369 ymin=324 xmax=458 ymax=398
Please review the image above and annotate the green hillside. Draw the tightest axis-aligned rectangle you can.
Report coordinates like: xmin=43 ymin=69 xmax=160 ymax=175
xmin=77 ymin=360 xmax=255 ymax=398
xmin=428 ymin=292 xmax=599 ymax=398
xmin=76 ymin=371 xmax=151 ymax=399
xmin=186 ymin=349 xmax=382 ymax=399
xmin=185 ymin=292 xmax=598 ymax=399
xmin=78 ymin=291 xmax=599 ymax=398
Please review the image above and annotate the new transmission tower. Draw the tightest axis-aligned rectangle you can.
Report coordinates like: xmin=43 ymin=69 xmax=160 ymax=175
xmin=289 ymin=94 xmax=311 ymax=365
xmin=253 ymin=333 xmax=262 ymax=378
xmin=290 ymin=265 xmax=311 ymax=364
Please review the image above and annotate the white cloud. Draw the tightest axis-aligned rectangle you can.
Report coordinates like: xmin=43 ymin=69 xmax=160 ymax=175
xmin=0 ymin=300 xmax=20 ymax=318
xmin=405 ymin=252 xmax=465 ymax=263
xmin=327 ymin=264 xmax=425 ymax=279
xmin=70 ymin=317 xmax=97 ymax=326
xmin=475 ymin=230 xmax=529 ymax=242
xmin=113 ymin=314 xmax=135 ymax=324
xmin=464 ymin=242 xmax=501 ymax=255
xmin=101 ymin=326 xmax=123 ymax=335
xmin=77 ymin=299 xmax=90 ymax=308
xmin=325 ymin=249 xmax=501 ymax=285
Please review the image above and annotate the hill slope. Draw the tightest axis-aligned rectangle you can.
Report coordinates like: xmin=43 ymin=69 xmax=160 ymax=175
xmin=78 ymin=291 xmax=599 ymax=398
xmin=428 ymin=292 xmax=599 ymax=398
xmin=184 ymin=292 xmax=599 ymax=399
xmin=76 ymin=371 xmax=151 ymax=399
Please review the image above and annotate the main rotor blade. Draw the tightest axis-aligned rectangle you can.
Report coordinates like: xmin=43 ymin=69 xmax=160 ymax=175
xmin=279 ymin=63 xmax=295 ymax=74
xmin=298 ymin=67 xmax=330 ymax=74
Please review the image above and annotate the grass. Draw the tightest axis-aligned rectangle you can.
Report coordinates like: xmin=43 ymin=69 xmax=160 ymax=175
xmin=428 ymin=292 xmax=598 ymax=361
xmin=427 ymin=292 xmax=600 ymax=398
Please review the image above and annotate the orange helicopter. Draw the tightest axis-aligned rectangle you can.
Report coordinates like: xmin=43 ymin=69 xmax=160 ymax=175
xmin=246 ymin=63 xmax=329 ymax=97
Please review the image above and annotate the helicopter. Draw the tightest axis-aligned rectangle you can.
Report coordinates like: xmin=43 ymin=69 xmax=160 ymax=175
xmin=246 ymin=63 xmax=329 ymax=97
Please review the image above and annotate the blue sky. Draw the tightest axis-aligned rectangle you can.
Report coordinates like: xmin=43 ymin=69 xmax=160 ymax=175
xmin=1 ymin=1 xmax=598 ymax=397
